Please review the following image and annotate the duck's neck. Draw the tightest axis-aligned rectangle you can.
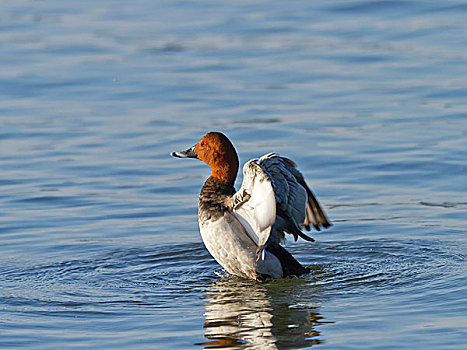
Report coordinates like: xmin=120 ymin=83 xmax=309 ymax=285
xmin=210 ymin=155 xmax=238 ymax=184
xmin=211 ymin=167 xmax=237 ymax=185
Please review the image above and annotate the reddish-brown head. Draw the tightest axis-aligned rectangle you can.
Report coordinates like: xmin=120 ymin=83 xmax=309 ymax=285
xmin=171 ymin=132 xmax=239 ymax=184
xmin=195 ymin=132 xmax=239 ymax=184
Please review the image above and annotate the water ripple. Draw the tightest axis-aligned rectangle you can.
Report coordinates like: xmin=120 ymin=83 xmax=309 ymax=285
xmin=1 ymin=237 xmax=464 ymax=348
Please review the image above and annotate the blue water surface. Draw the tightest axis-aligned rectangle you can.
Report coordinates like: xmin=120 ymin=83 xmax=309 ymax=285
xmin=1 ymin=1 xmax=466 ymax=349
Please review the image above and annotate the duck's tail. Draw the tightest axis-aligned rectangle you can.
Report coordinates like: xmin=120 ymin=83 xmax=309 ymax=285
xmin=266 ymin=243 xmax=310 ymax=277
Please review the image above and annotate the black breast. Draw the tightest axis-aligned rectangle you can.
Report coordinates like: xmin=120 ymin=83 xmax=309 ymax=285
xmin=198 ymin=177 xmax=236 ymax=221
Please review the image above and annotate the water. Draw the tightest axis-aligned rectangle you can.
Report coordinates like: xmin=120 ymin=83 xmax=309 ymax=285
xmin=1 ymin=0 xmax=466 ymax=348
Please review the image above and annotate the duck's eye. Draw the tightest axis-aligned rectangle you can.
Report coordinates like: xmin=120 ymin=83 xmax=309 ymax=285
xmin=202 ymin=141 xmax=208 ymax=147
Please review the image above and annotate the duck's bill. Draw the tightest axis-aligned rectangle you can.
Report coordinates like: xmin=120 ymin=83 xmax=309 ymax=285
xmin=170 ymin=145 xmax=197 ymax=159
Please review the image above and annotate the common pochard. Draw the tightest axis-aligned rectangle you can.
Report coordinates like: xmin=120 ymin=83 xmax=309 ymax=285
xmin=171 ymin=132 xmax=330 ymax=280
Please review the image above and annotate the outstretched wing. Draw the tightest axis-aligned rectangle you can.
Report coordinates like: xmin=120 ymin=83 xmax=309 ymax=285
xmin=257 ymin=153 xmax=331 ymax=245
xmin=232 ymin=160 xmax=276 ymax=260
xmin=232 ymin=153 xmax=331 ymax=259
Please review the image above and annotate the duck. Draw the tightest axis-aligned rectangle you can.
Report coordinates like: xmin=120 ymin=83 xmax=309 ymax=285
xmin=171 ymin=132 xmax=331 ymax=280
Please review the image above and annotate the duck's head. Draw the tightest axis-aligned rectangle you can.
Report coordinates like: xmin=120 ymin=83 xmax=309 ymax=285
xmin=171 ymin=132 xmax=239 ymax=184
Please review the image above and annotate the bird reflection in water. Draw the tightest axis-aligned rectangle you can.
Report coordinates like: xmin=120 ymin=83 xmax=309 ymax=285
xmin=196 ymin=276 xmax=327 ymax=349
